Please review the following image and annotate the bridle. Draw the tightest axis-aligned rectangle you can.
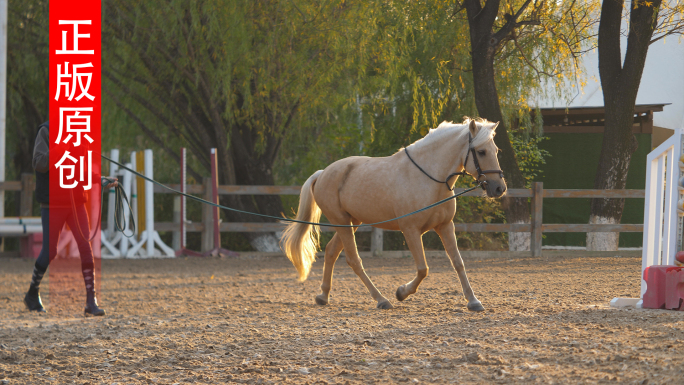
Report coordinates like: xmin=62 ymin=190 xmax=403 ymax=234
xmin=404 ymin=131 xmax=504 ymax=191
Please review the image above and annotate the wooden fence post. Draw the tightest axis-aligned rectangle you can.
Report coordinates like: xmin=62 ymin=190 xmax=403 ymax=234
xmin=20 ymin=173 xmax=35 ymax=217
xmin=201 ymin=177 xmax=213 ymax=252
xmin=371 ymin=227 xmax=383 ymax=256
xmin=531 ymin=182 xmax=543 ymax=257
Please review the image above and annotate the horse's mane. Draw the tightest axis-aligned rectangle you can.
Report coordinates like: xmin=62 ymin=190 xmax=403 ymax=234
xmin=406 ymin=117 xmax=497 ymax=151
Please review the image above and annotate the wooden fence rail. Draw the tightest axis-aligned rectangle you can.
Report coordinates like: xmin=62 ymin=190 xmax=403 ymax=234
xmin=153 ymin=183 xmax=646 ymax=199
xmin=5 ymin=176 xmax=645 ymax=257
xmin=156 ymin=181 xmax=645 ymax=257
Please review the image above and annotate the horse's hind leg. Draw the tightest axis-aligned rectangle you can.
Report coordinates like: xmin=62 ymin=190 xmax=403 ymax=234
xmin=316 ymin=221 xmax=362 ymax=305
xmin=435 ymin=222 xmax=484 ymax=312
xmin=315 ymin=232 xmax=344 ymax=305
xmin=336 ymin=226 xmax=393 ymax=309
xmin=395 ymin=228 xmax=429 ymax=302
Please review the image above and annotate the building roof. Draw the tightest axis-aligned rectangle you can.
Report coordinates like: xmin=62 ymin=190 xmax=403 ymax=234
xmin=536 ymin=103 xmax=670 ymax=134
xmin=534 ymin=36 xmax=684 ymax=131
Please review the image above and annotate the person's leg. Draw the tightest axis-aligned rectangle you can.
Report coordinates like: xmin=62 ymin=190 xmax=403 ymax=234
xmin=25 ymin=207 xmax=69 ymax=312
xmin=24 ymin=208 xmax=51 ymax=312
xmin=67 ymin=203 xmax=105 ymax=316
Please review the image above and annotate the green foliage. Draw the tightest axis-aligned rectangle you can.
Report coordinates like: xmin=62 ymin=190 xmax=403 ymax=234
xmin=5 ymin=0 xmax=49 ymax=179
xmin=509 ymin=132 xmax=551 ymax=188
xmin=275 ymin=0 xmax=585 ymax=251
xmin=104 ymin=0 xmax=369 ymax=183
xmin=102 ymin=0 xmax=387 ymax=253
xmin=3 ymin=0 xmax=592 ymax=252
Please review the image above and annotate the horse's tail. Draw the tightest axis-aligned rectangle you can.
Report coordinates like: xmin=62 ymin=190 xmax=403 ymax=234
xmin=281 ymin=170 xmax=324 ymax=281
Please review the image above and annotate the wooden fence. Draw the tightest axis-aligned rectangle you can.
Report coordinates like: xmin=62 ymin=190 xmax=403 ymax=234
xmin=0 ymin=174 xmax=36 ymax=218
xmin=153 ymin=179 xmax=644 ymax=257
xmin=4 ymin=175 xmax=645 ymax=257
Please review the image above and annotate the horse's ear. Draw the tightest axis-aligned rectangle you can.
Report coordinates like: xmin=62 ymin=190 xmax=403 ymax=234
xmin=492 ymin=122 xmax=500 ymax=131
xmin=468 ymin=120 xmax=478 ymax=136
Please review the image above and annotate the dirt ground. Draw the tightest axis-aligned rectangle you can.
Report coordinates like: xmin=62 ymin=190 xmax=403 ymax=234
xmin=1 ymin=253 xmax=683 ymax=385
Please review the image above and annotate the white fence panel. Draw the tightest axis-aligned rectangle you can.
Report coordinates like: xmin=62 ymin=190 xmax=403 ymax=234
xmin=641 ymin=129 xmax=681 ymax=297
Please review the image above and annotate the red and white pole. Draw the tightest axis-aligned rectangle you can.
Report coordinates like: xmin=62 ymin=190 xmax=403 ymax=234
xmin=176 ymin=147 xmax=205 ymax=258
xmin=210 ymin=148 xmax=221 ymax=251
xmin=202 ymin=148 xmax=237 ymax=258
xmin=210 ymin=148 xmax=221 ymax=250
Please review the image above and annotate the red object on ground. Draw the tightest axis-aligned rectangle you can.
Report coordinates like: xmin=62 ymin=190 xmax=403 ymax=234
xmin=666 ymin=268 xmax=684 ymax=311
xmin=643 ymin=266 xmax=669 ymax=309
xmin=642 ymin=265 xmax=684 ymax=310
xmin=676 ymin=251 xmax=684 ymax=266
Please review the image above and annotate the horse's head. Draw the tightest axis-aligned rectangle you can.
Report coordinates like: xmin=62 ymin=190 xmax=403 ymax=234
xmin=464 ymin=119 xmax=507 ymax=198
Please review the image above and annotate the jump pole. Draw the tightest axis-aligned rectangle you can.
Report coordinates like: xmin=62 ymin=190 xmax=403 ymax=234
xmin=176 ymin=147 xmax=202 ymax=257
xmin=126 ymin=149 xmax=174 ymax=258
xmin=202 ymin=148 xmax=238 ymax=258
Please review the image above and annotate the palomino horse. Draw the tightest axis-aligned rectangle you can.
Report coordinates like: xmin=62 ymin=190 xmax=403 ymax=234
xmin=281 ymin=118 xmax=506 ymax=310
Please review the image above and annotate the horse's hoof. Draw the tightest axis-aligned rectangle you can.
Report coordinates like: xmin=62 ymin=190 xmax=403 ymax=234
xmin=315 ymin=294 xmax=328 ymax=306
xmin=395 ymin=286 xmax=408 ymax=302
xmin=467 ymin=301 xmax=485 ymax=312
xmin=377 ymin=300 xmax=393 ymax=310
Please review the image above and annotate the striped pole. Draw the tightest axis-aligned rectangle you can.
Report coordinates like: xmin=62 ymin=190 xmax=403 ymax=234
xmin=176 ymin=147 xmax=202 ymax=257
xmin=211 ymin=148 xmax=220 ymax=251
xmin=201 ymin=148 xmax=237 ymax=258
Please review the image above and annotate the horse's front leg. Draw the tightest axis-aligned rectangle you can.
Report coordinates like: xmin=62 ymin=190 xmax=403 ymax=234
xmin=395 ymin=229 xmax=429 ymax=302
xmin=435 ymin=222 xmax=484 ymax=312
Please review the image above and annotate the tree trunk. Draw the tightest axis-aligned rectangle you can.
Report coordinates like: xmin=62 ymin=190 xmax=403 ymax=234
xmin=588 ymin=0 xmax=661 ymax=250
xmin=465 ymin=0 xmax=532 ymax=251
xmin=587 ymin=109 xmax=639 ymax=250
xmin=213 ymin=123 xmax=285 ymax=252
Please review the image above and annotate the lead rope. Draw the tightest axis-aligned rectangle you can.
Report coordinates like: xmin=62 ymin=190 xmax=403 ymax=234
xmin=105 ymin=179 xmax=136 ymax=237
xmin=101 ymin=155 xmax=483 ymax=229
xmin=69 ymin=177 xmax=136 ymax=243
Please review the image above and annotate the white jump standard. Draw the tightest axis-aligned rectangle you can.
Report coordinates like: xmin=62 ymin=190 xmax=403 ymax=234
xmin=611 ymin=128 xmax=682 ymax=308
xmin=100 ymin=149 xmax=174 ymax=258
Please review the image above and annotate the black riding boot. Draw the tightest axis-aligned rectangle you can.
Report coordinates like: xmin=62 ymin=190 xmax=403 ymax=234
xmin=82 ymin=265 xmax=105 ymax=316
xmin=24 ymin=265 xmax=46 ymax=313
xmin=24 ymin=286 xmax=46 ymax=313
xmin=84 ymin=290 xmax=106 ymax=317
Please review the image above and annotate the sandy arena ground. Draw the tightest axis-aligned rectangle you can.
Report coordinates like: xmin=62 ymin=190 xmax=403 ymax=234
xmin=1 ymin=254 xmax=684 ymax=384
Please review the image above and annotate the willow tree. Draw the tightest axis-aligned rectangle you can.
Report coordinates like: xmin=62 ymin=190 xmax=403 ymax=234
xmin=285 ymin=1 xmax=594 ymax=251
xmin=457 ymin=0 xmax=598 ymax=250
xmin=103 ymin=0 xmax=372 ymax=251
xmin=588 ymin=0 xmax=684 ymax=250
xmin=354 ymin=0 xmax=597 ymax=250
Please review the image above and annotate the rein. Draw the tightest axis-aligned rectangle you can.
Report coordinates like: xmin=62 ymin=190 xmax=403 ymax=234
xmin=405 ymin=131 xmax=504 ymax=191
